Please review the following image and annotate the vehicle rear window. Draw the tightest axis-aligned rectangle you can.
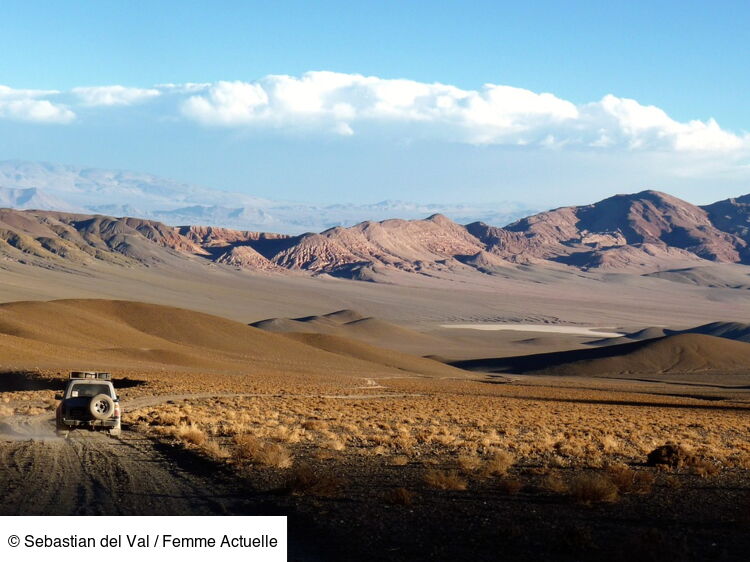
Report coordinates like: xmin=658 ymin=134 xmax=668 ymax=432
xmin=69 ymin=383 xmax=112 ymax=398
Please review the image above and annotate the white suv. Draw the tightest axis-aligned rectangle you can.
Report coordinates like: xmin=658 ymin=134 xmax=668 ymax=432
xmin=55 ymin=372 xmax=122 ymax=438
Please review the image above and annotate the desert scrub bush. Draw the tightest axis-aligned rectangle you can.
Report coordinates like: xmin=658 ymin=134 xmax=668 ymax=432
xmin=302 ymin=420 xmax=327 ymax=431
xmin=389 ymin=455 xmax=409 ymax=466
xmin=322 ymin=438 xmax=346 ymax=451
xmin=233 ymin=434 xmax=263 ymax=461
xmin=284 ymin=464 xmax=342 ymax=497
xmin=541 ymin=472 xmax=569 ymax=494
xmin=569 ymin=473 xmax=619 ymax=504
xmin=201 ymin=439 xmax=230 ymax=460
xmin=423 ymin=469 xmax=468 ymax=491
xmin=606 ymin=465 xmax=654 ymax=494
xmin=256 ymin=443 xmax=294 ymax=468
xmin=457 ymin=453 xmax=482 ymax=472
xmin=233 ymin=435 xmax=293 ymax=468
xmin=176 ymin=424 xmax=206 ymax=446
xmin=690 ymin=458 xmax=721 ymax=478
xmin=384 ymin=487 xmax=415 ymax=506
xmin=481 ymin=451 xmax=514 ymax=477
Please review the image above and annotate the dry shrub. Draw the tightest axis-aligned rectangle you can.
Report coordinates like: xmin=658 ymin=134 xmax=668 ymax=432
xmin=569 ymin=473 xmax=619 ymax=504
xmin=606 ymin=464 xmax=654 ymax=495
xmin=202 ymin=439 xmax=230 ymax=460
xmin=690 ymin=459 xmax=721 ymax=478
xmin=177 ymin=424 xmax=206 ymax=446
xmin=271 ymin=425 xmax=299 ymax=443
xmin=256 ymin=443 xmax=294 ymax=468
xmin=389 ymin=455 xmax=409 ymax=466
xmin=323 ymin=438 xmax=346 ymax=451
xmin=233 ymin=434 xmax=263 ymax=461
xmin=541 ymin=472 xmax=569 ymax=494
xmin=457 ymin=454 xmax=482 ymax=472
xmin=423 ymin=469 xmax=468 ymax=491
xmin=481 ymin=451 xmax=514 ymax=477
xmin=384 ymin=487 xmax=415 ymax=505
xmin=158 ymin=412 xmax=184 ymax=426
xmin=285 ymin=464 xmax=342 ymax=497
xmin=497 ymin=478 xmax=524 ymax=495
xmin=233 ymin=434 xmax=293 ymax=468
xmin=302 ymin=420 xmax=326 ymax=431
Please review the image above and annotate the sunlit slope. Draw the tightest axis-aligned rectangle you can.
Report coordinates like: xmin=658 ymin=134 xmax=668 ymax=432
xmin=0 ymin=299 xmax=461 ymax=377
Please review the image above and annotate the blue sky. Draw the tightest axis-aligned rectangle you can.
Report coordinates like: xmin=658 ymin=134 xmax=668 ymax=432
xmin=1 ymin=0 xmax=748 ymax=207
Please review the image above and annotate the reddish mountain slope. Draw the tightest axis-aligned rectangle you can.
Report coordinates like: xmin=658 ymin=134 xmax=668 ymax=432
xmin=2 ymin=189 xmax=750 ymax=278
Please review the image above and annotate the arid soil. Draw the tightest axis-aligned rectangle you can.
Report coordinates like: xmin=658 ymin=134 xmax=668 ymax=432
xmin=2 ymin=376 xmax=749 ymax=561
xmin=1 ymin=299 xmax=750 ymax=560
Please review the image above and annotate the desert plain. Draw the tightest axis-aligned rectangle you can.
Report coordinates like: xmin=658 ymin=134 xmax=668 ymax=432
xmin=1 ymin=195 xmax=750 ymax=560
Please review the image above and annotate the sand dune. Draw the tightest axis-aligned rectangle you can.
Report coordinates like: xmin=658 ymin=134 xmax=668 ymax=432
xmin=452 ymin=333 xmax=750 ymax=377
xmin=0 ymin=299 xmax=464 ymax=378
xmin=251 ymin=310 xmax=445 ymax=353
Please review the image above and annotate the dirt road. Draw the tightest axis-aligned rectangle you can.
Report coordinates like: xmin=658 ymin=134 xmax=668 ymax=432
xmin=0 ymin=401 xmax=337 ymax=560
xmin=0 ymin=429 xmax=233 ymax=516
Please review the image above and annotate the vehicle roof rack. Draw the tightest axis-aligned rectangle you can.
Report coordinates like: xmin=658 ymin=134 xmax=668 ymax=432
xmin=69 ymin=371 xmax=112 ymax=381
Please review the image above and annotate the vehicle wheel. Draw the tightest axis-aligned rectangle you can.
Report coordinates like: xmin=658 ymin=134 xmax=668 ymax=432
xmin=89 ymin=394 xmax=115 ymax=420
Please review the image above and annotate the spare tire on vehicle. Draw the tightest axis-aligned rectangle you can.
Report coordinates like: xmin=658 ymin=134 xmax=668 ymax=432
xmin=89 ymin=394 xmax=115 ymax=420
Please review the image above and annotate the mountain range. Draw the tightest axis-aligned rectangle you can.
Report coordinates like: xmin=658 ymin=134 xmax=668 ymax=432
xmin=2 ymin=186 xmax=750 ymax=281
xmin=0 ymin=161 xmax=532 ymax=234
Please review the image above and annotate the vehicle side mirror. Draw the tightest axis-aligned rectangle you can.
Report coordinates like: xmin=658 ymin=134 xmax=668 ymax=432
xmin=54 ymin=394 xmax=63 ymax=400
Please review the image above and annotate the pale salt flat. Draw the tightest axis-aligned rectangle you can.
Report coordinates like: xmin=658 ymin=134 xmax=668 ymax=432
xmin=441 ymin=324 xmax=624 ymax=338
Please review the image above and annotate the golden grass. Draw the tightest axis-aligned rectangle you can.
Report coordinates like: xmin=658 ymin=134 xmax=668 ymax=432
xmin=86 ymin=368 xmax=749 ymax=515
xmin=231 ymin=434 xmax=293 ymax=468
xmin=423 ymin=469 xmax=468 ymax=491
xmin=176 ymin=424 xmax=206 ymax=446
xmin=606 ymin=464 xmax=655 ymax=494
xmin=541 ymin=472 xmax=569 ymax=494
xmin=569 ymin=473 xmax=619 ymax=504
xmin=481 ymin=451 xmax=514 ymax=477
xmin=389 ymin=455 xmax=409 ymax=466
xmin=457 ymin=453 xmax=482 ymax=472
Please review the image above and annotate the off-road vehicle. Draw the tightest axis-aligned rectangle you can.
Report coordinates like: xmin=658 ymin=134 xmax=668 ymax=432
xmin=55 ymin=372 xmax=122 ymax=438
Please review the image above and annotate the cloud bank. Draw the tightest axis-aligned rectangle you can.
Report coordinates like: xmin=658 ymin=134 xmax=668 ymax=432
xmin=0 ymin=72 xmax=746 ymax=153
xmin=72 ymin=85 xmax=161 ymax=106
xmin=0 ymin=86 xmax=74 ymax=123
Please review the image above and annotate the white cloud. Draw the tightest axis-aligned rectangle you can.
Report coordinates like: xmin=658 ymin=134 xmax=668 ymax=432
xmin=179 ymin=71 xmax=748 ymax=152
xmin=0 ymin=85 xmax=74 ymax=123
xmin=72 ymin=85 xmax=161 ymax=106
xmin=2 ymin=74 xmax=747 ymax=153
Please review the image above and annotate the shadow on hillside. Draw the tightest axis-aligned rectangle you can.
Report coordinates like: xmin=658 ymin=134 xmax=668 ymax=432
xmin=0 ymin=371 xmax=147 ymax=392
